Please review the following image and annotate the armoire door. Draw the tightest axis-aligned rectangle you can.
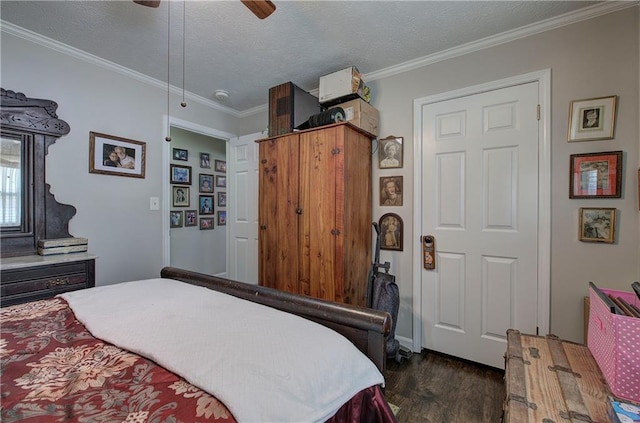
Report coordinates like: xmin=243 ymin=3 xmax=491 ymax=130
xmin=258 ymin=133 xmax=300 ymax=293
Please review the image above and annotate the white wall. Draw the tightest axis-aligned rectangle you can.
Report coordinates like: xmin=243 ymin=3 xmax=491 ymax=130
xmin=242 ymin=8 xmax=640 ymax=344
xmin=1 ymin=32 xmax=240 ymax=286
xmin=169 ymin=127 xmax=227 ymax=276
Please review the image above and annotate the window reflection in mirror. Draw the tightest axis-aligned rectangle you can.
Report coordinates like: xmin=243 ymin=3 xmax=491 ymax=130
xmin=1 ymin=137 xmax=22 ymax=227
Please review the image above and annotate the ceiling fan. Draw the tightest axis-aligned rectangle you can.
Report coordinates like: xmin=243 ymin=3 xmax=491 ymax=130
xmin=133 ymin=0 xmax=276 ymax=19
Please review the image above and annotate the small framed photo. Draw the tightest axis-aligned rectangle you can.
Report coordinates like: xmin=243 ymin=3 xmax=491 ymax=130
xmin=217 ymin=211 xmax=227 ymax=226
xmin=569 ymin=151 xmax=623 ymax=199
xmin=172 ymin=148 xmax=188 ymax=161
xmin=380 ymin=176 xmax=403 ymax=206
xmin=200 ymin=153 xmax=211 ymax=169
xmin=199 ymin=195 xmax=214 ymax=215
xmin=218 ymin=192 xmax=227 ymax=207
xmin=199 ymin=174 xmax=214 ymax=193
xmin=568 ymin=96 xmax=617 ymax=142
xmin=172 ymin=186 xmax=190 ymax=207
xmin=378 ymin=136 xmax=403 ymax=169
xmin=89 ymin=132 xmax=146 ymax=178
xmin=170 ymin=211 xmax=183 ymax=228
xmin=379 ymin=213 xmax=403 ymax=251
xmin=579 ymin=207 xmax=616 ymax=243
xmin=185 ymin=210 xmax=197 ymax=227
xmin=216 ymin=175 xmax=227 ymax=188
xmin=200 ymin=217 xmax=214 ymax=230
xmin=215 ymin=159 xmax=227 ymax=173
xmin=170 ymin=164 xmax=192 ymax=185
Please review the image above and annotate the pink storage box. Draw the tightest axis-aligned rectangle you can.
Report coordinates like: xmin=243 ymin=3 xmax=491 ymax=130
xmin=588 ymin=287 xmax=640 ymax=404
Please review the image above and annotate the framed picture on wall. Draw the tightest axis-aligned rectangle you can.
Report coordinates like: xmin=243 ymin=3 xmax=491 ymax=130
xmin=89 ymin=132 xmax=146 ymax=179
xmin=200 ymin=217 xmax=214 ymax=230
xmin=200 ymin=153 xmax=211 ymax=169
xmin=215 ymin=175 xmax=226 ymax=188
xmin=170 ymin=164 xmax=192 ymax=185
xmin=379 ymin=213 xmax=403 ymax=251
xmin=172 ymin=186 xmax=190 ymax=207
xmin=218 ymin=192 xmax=227 ymax=207
xmin=579 ymin=207 xmax=616 ymax=243
xmin=568 ymin=95 xmax=617 ymax=142
xmin=199 ymin=195 xmax=214 ymax=215
xmin=217 ymin=211 xmax=227 ymax=226
xmin=199 ymin=174 xmax=214 ymax=193
xmin=215 ymin=159 xmax=227 ymax=173
xmin=172 ymin=148 xmax=188 ymax=161
xmin=170 ymin=211 xmax=183 ymax=228
xmin=378 ymin=136 xmax=403 ymax=169
xmin=185 ymin=210 xmax=197 ymax=227
xmin=380 ymin=176 xmax=403 ymax=206
xmin=569 ymin=151 xmax=622 ymax=199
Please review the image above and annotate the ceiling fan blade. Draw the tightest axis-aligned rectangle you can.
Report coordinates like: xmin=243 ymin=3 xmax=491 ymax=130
xmin=241 ymin=0 xmax=276 ymax=19
xmin=133 ymin=0 xmax=161 ymax=8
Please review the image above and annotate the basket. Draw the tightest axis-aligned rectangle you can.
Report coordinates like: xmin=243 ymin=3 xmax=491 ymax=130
xmin=588 ymin=287 xmax=640 ymax=403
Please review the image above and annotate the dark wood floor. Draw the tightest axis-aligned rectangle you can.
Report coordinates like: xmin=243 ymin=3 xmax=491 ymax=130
xmin=384 ymin=350 xmax=505 ymax=422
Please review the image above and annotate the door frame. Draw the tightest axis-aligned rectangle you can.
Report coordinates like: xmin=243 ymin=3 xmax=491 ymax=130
xmin=411 ymin=69 xmax=551 ymax=352
xmin=162 ymin=116 xmax=236 ymax=267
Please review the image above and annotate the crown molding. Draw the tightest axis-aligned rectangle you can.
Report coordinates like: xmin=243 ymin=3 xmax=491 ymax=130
xmin=365 ymin=1 xmax=638 ymax=82
xmin=0 ymin=20 xmax=243 ymax=118
xmin=2 ymin=1 xmax=637 ymax=117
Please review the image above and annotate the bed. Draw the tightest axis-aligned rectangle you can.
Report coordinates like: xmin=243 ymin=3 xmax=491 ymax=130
xmin=1 ymin=266 xmax=397 ymax=422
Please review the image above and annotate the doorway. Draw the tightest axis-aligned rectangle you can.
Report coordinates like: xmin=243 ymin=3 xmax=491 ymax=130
xmin=163 ymin=118 xmax=235 ymax=276
xmin=412 ymin=70 xmax=551 ymax=369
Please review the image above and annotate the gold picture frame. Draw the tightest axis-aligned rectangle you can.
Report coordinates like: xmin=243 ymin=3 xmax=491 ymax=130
xmin=568 ymin=95 xmax=617 ymax=142
xmin=579 ymin=207 xmax=616 ymax=243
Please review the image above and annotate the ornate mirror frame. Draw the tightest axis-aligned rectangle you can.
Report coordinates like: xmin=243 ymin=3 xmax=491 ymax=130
xmin=1 ymin=88 xmax=76 ymax=257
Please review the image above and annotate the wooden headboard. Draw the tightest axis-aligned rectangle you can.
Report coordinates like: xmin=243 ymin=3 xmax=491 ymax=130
xmin=160 ymin=266 xmax=391 ymax=374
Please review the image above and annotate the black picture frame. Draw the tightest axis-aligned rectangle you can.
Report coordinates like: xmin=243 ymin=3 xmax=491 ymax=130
xmin=379 ymin=213 xmax=403 ymax=251
xmin=170 ymin=164 xmax=192 ymax=185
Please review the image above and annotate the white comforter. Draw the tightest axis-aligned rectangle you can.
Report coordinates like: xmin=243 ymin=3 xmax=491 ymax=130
xmin=60 ymin=278 xmax=384 ymax=422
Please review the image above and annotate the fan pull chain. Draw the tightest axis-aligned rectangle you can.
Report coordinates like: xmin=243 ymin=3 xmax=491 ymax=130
xmin=180 ymin=0 xmax=187 ymax=108
xmin=165 ymin=1 xmax=171 ymax=142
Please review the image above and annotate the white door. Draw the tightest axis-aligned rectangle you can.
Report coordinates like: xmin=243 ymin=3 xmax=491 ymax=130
xmin=420 ymin=82 xmax=540 ymax=369
xmin=227 ymin=132 xmax=260 ymax=284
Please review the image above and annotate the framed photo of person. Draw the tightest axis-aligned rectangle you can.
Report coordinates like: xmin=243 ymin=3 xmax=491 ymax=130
xmin=379 ymin=213 xmax=403 ymax=251
xmin=170 ymin=211 xmax=183 ymax=228
xmin=200 ymin=217 xmax=214 ymax=230
xmin=199 ymin=195 xmax=214 ymax=215
xmin=172 ymin=186 xmax=190 ymax=207
xmin=172 ymin=148 xmax=188 ymax=161
xmin=218 ymin=192 xmax=227 ymax=207
xmin=215 ymin=175 xmax=227 ymax=188
xmin=579 ymin=207 xmax=616 ymax=243
xmin=380 ymin=176 xmax=403 ymax=206
xmin=569 ymin=151 xmax=622 ymax=199
xmin=184 ymin=210 xmax=197 ymax=227
xmin=215 ymin=159 xmax=227 ymax=173
xmin=378 ymin=136 xmax=403 ymax=169
xmin=217 ymin=211 xmax=227 ymax=226
xmin=170 ymin=164 xmax=192 ymax=185
xmin=568 ymin=96 xmax=617 ymax=142
xmin=200 ymin=153 xmax=211 ymax=169
xmin=89 ymin=132 xmax=146 ymax=179
xmin=199 ymin=174 xmax=214 ymax=193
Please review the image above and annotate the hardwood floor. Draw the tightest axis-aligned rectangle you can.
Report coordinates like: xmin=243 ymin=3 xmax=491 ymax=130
xmin=384 ymin=349 xmax=505 ymax=422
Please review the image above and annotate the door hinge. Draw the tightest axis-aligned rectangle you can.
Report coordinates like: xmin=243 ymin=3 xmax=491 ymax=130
xmin=536 ymin=104 xmax=541 ymax=121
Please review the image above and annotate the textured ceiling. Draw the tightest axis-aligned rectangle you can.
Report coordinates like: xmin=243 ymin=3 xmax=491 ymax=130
xmin=0 ymin=1 xmax=614 ymax=114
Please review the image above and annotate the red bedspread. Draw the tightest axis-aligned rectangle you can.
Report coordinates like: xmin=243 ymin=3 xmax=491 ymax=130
xmin=1 ymin=298 xmax=396 ymax=423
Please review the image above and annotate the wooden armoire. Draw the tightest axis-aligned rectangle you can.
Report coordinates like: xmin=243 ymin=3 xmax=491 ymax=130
xmin=257 ymin=122 xmax=373 ymax=306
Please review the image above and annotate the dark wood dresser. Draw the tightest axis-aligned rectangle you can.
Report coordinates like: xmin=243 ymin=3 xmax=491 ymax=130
xmin=1 ymin=253 xmax=96 ymax=307
xmin=503 ymin=329 xmax=613 ymax=422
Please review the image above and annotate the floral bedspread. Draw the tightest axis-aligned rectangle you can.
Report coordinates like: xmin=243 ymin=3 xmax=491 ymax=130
xmin=0 ymin=298 xmax=235 ymax=423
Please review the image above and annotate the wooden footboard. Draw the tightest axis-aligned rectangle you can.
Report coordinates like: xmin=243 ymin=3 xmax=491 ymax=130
xmin=160 ymin=267 xmax=391 ymax=374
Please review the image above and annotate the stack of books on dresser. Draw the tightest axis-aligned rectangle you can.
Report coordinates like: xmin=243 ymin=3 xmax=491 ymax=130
xmin=37 ymin=237 xmax=88 ymax=256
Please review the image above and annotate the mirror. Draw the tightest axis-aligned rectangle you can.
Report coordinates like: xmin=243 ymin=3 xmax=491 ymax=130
xmin=0 ymin=136 xmax=23 ymax=228
xmin=0 ymin=88 xmax=75 ymax=257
